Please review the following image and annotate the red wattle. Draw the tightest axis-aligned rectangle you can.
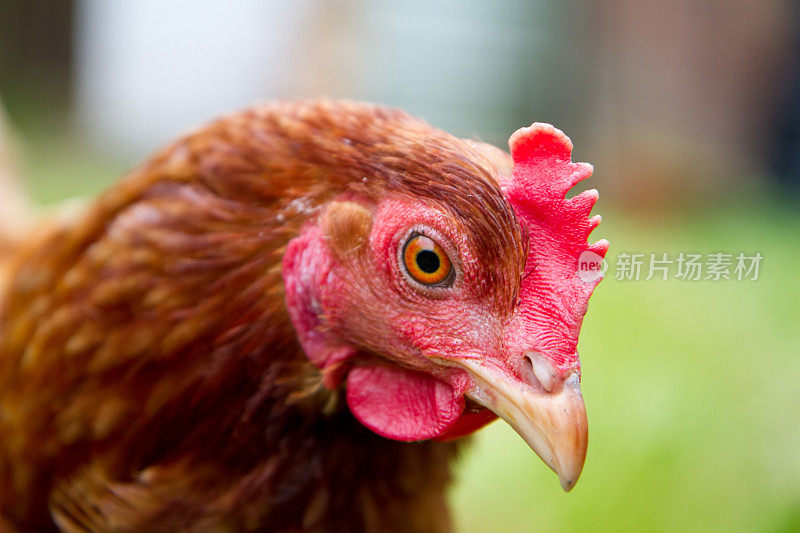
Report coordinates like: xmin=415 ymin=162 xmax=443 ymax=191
xmin=345 ymin=364 xmax=464 ymax=441
xmin=435 ymin=409 xmax=497 ymax=442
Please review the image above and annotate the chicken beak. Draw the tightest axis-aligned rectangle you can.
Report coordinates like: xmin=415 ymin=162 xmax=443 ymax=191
xmin=459 ymin=359 xmax=588 ymax=492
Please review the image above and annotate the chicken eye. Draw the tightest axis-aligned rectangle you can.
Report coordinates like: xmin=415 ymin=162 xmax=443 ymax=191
xmin=401 ymin=233 xmax=454 ymax=287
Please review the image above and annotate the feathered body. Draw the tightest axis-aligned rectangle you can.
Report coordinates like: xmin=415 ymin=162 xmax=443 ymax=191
xmin=0 ymin=101 xmax=526 ymax=531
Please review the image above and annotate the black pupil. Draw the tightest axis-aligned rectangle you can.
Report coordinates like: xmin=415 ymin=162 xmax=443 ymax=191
xmin=416 ymin=250 xmax=440 ymax=274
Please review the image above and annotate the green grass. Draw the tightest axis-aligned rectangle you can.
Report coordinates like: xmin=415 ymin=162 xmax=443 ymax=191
xmin=20 ymin=131 xmax=126 ymax=205
xmin=452 ymin=205 xmax=800 ymax=532
xmin=3 ymin=93 xmax=126 ymax=205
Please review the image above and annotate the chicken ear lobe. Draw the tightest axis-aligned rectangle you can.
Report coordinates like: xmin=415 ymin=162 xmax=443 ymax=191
xmin=320 ymin=201 xmax=372 ymax=261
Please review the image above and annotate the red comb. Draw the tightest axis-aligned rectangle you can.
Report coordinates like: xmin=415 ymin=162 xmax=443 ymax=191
xmin=505 ymin=123 xmax=608 ymax=372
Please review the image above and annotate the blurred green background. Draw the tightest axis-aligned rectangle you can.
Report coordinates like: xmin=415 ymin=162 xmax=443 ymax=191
xmin=1 ymin=1 xmax=799 ymax=531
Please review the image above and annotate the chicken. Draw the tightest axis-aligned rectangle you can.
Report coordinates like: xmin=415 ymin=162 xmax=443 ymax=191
xmin=0 ymin=100 xmax=607 ymax=532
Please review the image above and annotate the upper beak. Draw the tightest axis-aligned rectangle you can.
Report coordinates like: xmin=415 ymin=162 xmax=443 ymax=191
xmin=458 ymin=358 xmax=588 ymax=492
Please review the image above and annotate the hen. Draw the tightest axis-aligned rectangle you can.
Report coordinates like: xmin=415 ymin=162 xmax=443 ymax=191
xmin=0 ymin=100 xmax=607 ymax=532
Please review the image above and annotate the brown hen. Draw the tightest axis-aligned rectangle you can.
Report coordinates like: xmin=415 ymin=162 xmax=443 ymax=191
xmin=0 ymin=100 xmax=606 ymax=532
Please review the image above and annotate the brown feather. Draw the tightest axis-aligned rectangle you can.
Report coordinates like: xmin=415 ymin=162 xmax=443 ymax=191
xmin=320 ymin=201 xmax=373 ymax=261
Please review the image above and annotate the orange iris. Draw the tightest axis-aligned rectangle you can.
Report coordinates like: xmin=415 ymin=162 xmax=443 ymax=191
xmin=402 ymin=234 xmax=453 ymax=286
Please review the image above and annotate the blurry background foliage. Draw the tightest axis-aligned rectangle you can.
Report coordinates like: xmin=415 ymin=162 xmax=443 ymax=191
xmin=1 ymin=1 xmax=798 ymax=531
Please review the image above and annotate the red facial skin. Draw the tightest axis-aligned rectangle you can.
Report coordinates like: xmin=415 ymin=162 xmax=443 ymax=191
xmin=284 ymin=200 xmax=507 ymax=440
xmin=283 ymin=123 xmax=607 ymax=442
